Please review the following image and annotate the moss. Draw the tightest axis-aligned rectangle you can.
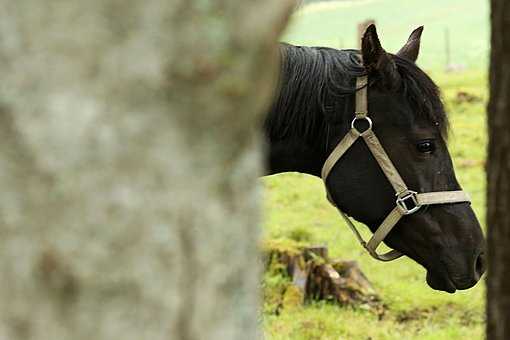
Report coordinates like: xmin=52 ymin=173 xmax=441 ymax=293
xmin=261 ymin=238 xmax=306 ymax=256
xmin=286 ymin=226 xmax=314 ymax=243
xmin=281 ymin=285 xmax=304 ymax=311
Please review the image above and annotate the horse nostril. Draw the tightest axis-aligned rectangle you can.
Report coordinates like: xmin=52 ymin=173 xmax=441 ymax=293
xmin=474 ymin=251 xmax=486 ymax=280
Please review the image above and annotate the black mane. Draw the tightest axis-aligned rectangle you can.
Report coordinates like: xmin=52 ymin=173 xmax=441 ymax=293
xmin=265 ymin=43 xmax=448 ymax=146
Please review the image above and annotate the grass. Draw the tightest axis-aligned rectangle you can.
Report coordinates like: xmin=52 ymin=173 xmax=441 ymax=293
xmin=261 ymin=1 xmax=488 ymax=336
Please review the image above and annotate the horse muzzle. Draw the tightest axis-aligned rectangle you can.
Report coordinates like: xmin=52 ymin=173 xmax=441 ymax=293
xmin=426 ymin=248 xmax=486 ymax=293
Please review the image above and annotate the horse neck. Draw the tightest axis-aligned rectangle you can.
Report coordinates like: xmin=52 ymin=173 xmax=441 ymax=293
xmin=264 ymin=44 xmax=355 ymax=177
xmin=264 ymin=136 xmax=327 ymax=177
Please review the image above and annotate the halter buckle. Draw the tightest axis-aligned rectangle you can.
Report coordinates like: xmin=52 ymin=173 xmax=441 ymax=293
xmin=396 ymin=190 xmax=421 ymax=215
xmin=351 ymin=116 xmax=373 ymax=136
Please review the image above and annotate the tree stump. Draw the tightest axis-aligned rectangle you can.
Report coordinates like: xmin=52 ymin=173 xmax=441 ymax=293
xmin=263 ymin=240 xmax=384 ymax=316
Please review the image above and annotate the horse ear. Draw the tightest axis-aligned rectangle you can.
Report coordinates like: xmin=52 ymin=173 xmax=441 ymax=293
xmin=397 ymin=26 xmax=424 ymax=62
xmin=361 ymin=24 xmax=400 ymax=89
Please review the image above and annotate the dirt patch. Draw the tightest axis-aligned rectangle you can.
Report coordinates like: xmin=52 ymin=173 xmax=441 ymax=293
xmin=454 ymin=91 xmax=483 ymax=104
xmin=396 ymin=306 xmax=438 ymax=323
xmin=457 ymin=159 xmax=485 ymax=169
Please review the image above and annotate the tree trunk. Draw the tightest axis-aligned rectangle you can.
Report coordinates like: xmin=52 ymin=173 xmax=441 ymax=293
xmin=487 ymin=0 xmax=510 ymax=339
xmin=0 ymin=1 xmax=291 ymax=339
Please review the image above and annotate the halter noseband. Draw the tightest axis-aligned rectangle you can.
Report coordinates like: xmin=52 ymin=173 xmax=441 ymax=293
xmin=321 ymin=76 xmax=470 ymax=262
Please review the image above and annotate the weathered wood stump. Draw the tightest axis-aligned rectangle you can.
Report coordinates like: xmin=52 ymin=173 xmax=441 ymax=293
xmin=263 ymin=240 xmax=384 ymax=316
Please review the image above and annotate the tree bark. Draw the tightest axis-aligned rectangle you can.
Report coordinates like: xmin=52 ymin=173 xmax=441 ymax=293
xmin=487 ymin=0 xmax=510 ymax=339
xmin=0 ymin=1 xmax=291 ymax=339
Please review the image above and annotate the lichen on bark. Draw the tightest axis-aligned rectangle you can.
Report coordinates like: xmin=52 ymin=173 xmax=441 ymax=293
xmin=0 ymin=1 xmax=292 ymax=339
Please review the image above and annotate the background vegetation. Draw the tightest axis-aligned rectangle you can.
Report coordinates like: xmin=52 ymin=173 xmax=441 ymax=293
xmin=262 ymin=0 xmax=489 ymax=338
xmin=289 ymin=0 xmax=488 ymax=70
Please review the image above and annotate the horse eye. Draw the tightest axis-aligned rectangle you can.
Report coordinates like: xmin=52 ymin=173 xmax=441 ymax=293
xmin=416 ymin=140 xmax=436 ymax=154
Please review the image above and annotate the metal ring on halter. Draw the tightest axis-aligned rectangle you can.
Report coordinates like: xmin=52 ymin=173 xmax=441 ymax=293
xmin=396 ymin=190 xmax=421 ymax=215
xmin=351 ymin=116 xmax=373 ymax=136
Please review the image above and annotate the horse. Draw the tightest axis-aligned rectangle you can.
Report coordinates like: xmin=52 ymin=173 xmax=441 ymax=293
xmin=263 ymin=25 xmax=486 ymax=293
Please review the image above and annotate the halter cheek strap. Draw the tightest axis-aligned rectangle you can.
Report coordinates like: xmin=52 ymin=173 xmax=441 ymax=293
xmin=321 ymin=76 xmax=470 ymax=262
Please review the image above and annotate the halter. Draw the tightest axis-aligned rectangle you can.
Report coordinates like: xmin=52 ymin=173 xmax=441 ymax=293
xmin=321 ymin=76 xmax=470 ymax=262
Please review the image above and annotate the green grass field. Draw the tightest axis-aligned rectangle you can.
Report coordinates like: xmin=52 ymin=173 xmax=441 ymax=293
xmin=261 ymin=1 xmax=488 ymax=338
xmin=284 ymin=0 xmax=489 ymax=70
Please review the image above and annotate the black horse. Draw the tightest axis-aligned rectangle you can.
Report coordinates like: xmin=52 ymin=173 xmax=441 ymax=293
xmin=264 ymin=25 xmax=485 ymax=293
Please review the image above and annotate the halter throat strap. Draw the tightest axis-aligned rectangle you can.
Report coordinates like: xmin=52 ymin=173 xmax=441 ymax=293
xmin=321 ymin=76 xmax=470 ymax=262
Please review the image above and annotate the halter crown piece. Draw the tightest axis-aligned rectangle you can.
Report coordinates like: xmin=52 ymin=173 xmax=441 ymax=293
xmin=321 ymin=76 xmax=471 ymax=262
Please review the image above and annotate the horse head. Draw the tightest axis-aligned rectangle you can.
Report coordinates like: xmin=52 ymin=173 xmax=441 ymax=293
xmin=324 ymin=25 xmax=486 ymax=292
xmin=265 ymin=25 xmax=486 ymax=293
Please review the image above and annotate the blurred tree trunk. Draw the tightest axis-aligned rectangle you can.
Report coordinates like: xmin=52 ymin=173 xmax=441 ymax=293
xmin=0 ymin=1 xmax=291 ymax=339
xmin=487 ymin=0 xmax=510 ymax=339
